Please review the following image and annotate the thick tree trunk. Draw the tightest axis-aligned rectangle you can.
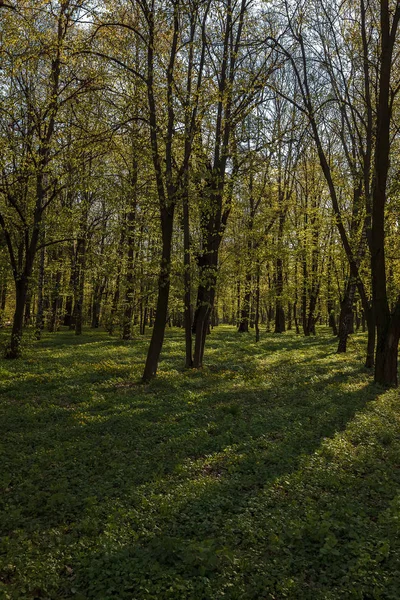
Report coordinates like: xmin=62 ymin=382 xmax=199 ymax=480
xmin=373 ymin=297 xmax=400 ymax=386
xmin=142 ymin=210 xmax=174 ymax=382
xmin=374 ymin=308 xmax=400 ymax=386
xmin=369 ymin=0 xmax=399 ymax=385
xmin=193 ymin=251 xmax=218 ymax=368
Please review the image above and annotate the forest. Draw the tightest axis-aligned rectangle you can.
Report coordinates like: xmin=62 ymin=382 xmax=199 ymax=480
xmin=0 ymin=0 xmax=400 ymax=598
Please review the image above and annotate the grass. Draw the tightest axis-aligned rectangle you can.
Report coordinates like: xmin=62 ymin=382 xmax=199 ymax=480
xmin=0 ymin=325 xmax=399 ymax=599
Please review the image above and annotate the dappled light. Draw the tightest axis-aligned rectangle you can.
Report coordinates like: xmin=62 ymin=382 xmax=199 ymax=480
xmin=1 ymin=0 xmax=400 ymax=597
xmin=1 ymin=327 xmax=399 ymax=599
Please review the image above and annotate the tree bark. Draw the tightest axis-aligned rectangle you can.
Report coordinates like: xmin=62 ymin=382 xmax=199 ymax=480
xmin=35 ymin=243 xmax=46 ymax=340
xmin=337 ymin=281 xmax=356 ymax=353
xmin=370 ymin=1 xmax=400 ymax=386
xmin=5 ymin=277 xmax=28 ymax=358
xmin=142 ymin=209 xmax=174 ymax=381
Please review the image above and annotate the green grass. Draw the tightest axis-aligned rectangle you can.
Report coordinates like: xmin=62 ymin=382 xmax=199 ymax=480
xmin=0 ymin=326 xmax=399 ymax=599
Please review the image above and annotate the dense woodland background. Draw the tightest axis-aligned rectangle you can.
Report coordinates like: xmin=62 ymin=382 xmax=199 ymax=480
xmin=2 ymin=2 xmax=400 ymax=599
xmin=0 ymin=0 xmax=399 ymax=384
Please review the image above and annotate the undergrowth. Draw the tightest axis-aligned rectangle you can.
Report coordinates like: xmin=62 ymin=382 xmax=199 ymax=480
xmin=0 ymin=326 xmax=399 ymax=599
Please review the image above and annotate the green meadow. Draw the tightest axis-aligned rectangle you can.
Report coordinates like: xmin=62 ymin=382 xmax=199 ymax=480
xmin=1 ymin=327 xmax=399 ymax=599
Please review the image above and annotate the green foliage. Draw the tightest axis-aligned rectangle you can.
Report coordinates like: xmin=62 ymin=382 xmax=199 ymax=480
xmin=0 ymin=327 xmax=399 ymax=599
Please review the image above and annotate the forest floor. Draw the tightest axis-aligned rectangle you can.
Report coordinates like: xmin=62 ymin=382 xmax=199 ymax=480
xmin=0 ymin=326 xmax=399 ymax=600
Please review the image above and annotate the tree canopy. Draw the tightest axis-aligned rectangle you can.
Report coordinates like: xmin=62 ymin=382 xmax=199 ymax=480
xmin=0 ymin=0 xmax=399 ymax=385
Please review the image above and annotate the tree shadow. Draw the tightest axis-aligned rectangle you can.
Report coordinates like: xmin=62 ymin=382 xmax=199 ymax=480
xmin=65 ymin=377 xmax=393 ymax=599
xmin=1 ymin=325 xmax=388 ymax=599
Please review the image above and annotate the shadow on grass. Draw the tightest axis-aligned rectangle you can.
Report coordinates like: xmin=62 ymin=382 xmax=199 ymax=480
xmin=66 ymin=379 xmax=393 ymax=600
xmin=1 ymin=327 xmax=397 ymax=599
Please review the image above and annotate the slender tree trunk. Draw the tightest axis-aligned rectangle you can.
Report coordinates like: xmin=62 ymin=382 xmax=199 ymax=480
xmin=238 ymin=207 xmax=255 ymax=333
xmin=49 ymin=267 xmax=62 ymax=332
xmin=238 ymin=271 xmax=251 ymax=333
xmin=182 ymin=185 xmax=193 ymax=366
xmin=274 ymin=256 xmax=285 ymax=333
xmin=274 ymin=212 xmax=286 ymax=333
xmin=328 ymin=307 xmax=338 ymax=336
xmin=0 ymin=280 xmax=6 ymax=323
xmin=364 ymin=306 xmax=375 ymax=369
xmin=327 ymin=247 xmax=338 ymax=335
xmin=24 ymin=291 xmax=32 ymax=326
xmin=122 ymin=215 xmax=136 ymax=339
xmin=337 ymin=281 xmax=356 ymax=353
xmin=302 ymin=251 xmax=308 ymax=336
xmin=5 ymin=277 xmax=28 ymax=358
xmin=122 ymin=157 xmax=138 ymax=340
xmin=287 ymin=302 xmax=292 ymax=331
xmin=74 ymin=238 xmax=86 ymax=336
xmin=91 ymin=280 xmax=105 ymax=329
xmin=255 ymin=260 xmax=260 ymax=342
xmin=35 ymin=244 xmax=46 ymax=340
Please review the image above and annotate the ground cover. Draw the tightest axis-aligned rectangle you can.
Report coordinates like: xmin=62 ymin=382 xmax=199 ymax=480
xmin=0 ymin=326 xmax=399 ymax=599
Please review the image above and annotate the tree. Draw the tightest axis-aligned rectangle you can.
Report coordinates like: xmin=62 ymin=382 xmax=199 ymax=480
xmin=0 ymin=0 xmax=97 ymax=356
xmin=370 ymin=0 xmax=400 ymax=385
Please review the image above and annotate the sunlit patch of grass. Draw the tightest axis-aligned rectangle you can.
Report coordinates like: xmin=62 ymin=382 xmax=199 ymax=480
xmin=0 ymin=326 xmax=399 ymax=599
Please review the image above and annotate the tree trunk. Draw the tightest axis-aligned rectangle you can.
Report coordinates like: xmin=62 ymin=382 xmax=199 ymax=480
xmin=142 ymin=209 xmax=174 ymax=382
xmin=238 ymin=271 xmax=251 ymax=333
xmin=365 ymin=306 xmax=375 ymax=369
xmin=91 ymin=281 xmax=105 ymax=329
xmin=74 ymin=238 xmax=86 ymax=336
xmin=287 ymin=302 xmax=292 ymax=331
xmin=24 ymin=292 xmax=32 ymax=327
xmin=122 ymin=170 xmax=138 ymax=340
xmin=193 ymin=252 xmax=218 ymax=368
xmin=328 ymin=307 xmax=338 ymax=336
xmin=337 ymin=281 xmax=356 ymax=353
xmin=35 ymin=244 xmax=46 ymax=340
xmin=274 ymin=212 xmax=286 ymax=333
xmin=5 ymin=278 xmax=28 ymax=358
xmin=369 ymin=0 xmax=399 ymax=385
xmin=0 ymin=280 xmax=6 ymax=324
xmin=182 ymin=184 xmax=193 ymax=366
xmin=374 ymin=301 xmax=400 ymax=386
xmin=255 ymin=260 xmax=260 ymax=342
